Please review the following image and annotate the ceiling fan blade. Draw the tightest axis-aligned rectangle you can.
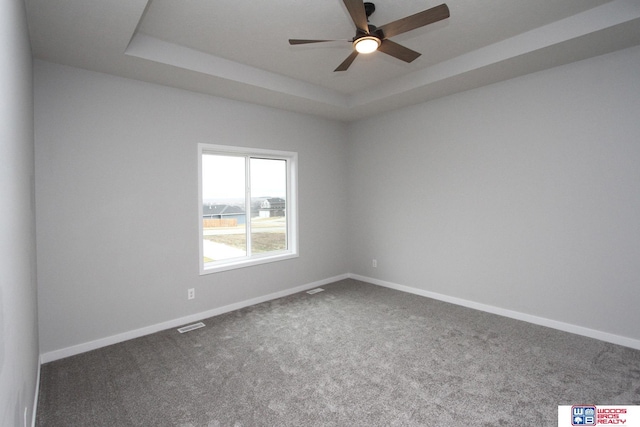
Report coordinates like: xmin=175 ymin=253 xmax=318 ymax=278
xmin=334 ymin=50 xmax=359 ymax=72
xmin=378 ymin=39 xmax=421 ymax=63
xmin=343 ymin=0 xmax=369 ymax=33
xmin=289 ymin=39 xmax=347 ymax=45
xmin=378 ymin=3 xmax=450 ymax=39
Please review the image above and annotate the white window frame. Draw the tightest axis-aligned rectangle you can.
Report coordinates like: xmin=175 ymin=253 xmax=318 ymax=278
xmin=198 ymin=143 xmax=298 ymax=274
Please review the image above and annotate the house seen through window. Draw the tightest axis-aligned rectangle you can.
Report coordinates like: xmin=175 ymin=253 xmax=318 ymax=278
xmin=199 ymin=144 xmax=298 ymax=274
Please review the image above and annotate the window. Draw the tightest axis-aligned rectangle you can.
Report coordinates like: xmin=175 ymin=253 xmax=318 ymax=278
xmin=198 ymin=144 xmax=298 ymax=274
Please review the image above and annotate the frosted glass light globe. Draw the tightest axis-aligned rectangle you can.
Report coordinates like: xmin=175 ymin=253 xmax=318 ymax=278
xmin=354 ymin=36 xmax=380 ymax=54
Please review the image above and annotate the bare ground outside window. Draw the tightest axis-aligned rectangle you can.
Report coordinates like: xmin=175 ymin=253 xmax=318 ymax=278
xmin=203 ymin=217 xmax=286 ymax=262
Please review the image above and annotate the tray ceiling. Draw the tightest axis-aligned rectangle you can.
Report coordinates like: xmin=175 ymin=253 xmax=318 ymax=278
xmin=26 ymin=0 xmax=640 ymax=121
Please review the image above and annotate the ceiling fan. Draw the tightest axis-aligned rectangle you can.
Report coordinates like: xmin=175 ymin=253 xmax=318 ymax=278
xmin=289 ymin=0 xmax=450 ymax=72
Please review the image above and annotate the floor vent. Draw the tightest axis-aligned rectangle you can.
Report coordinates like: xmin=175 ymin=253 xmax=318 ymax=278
xmin=177 ymin=322 xmax=205 ymax=333
xmin=306 ymin=288 xmax=325 ymax=295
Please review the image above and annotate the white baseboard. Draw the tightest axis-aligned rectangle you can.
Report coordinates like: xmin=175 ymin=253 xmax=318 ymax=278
xmin=40 ymin=271 xmax=640 ymax=363
xmin=40 ymin=273 xmax=349 ymax=363
xmin=349 ymin=273 xmax=640 ymax=351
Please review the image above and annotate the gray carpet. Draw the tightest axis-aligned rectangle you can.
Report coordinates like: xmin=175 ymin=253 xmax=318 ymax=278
xmin=36 ymin=279 xmax=640 ymax=426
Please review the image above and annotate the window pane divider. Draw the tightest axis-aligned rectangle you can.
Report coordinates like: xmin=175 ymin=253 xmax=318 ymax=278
xmin=245 ymin=155 xmax=252 ymax=258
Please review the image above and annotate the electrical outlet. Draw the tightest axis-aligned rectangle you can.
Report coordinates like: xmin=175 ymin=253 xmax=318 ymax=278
xmin=188 ymin=288 xmax=195 ymax=300
xmin=372 ymin=259 xmax=377 ymax=268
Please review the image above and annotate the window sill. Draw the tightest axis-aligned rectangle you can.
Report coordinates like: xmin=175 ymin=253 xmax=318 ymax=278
xmin=200 ymin=251 xmax=298 ymax=275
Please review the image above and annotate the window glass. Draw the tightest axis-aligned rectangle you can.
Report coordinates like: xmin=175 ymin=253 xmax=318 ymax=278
xmin=202 ymin=154 xmax=247 ymax=261
xmin=250 ymin=158 xmax=287 ymax=254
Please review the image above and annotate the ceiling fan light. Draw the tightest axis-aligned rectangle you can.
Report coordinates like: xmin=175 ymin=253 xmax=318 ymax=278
xmin=354 ymin=36 xmax=380 ymax=54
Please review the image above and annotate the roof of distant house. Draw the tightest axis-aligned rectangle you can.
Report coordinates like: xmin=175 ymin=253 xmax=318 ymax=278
xmin=203 ymin=204 xmax=245 ymax=216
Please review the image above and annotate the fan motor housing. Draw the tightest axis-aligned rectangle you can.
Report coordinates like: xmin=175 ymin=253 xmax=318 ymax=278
xmin=354 ymin=24 xmax=383 ymax=41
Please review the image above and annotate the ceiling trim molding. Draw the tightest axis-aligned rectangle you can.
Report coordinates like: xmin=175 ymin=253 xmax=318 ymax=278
xmin=125 ymin=33 xmax=350 ymax=108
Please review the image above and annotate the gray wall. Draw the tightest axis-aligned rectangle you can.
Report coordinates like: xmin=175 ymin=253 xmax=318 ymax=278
xmin=0 ymin=0 xmax=39 ymax=425
xmin=35 ymin=44 xmax=640 ymax=358
xmin=35 ymin=61 xmax=349 ymax=355
xmin=348 ymin=45 xmax=640 ymax=342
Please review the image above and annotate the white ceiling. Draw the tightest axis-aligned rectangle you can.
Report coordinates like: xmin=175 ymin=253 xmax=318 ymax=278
xmin=25 ymin=0 xmax=640 ymax=121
